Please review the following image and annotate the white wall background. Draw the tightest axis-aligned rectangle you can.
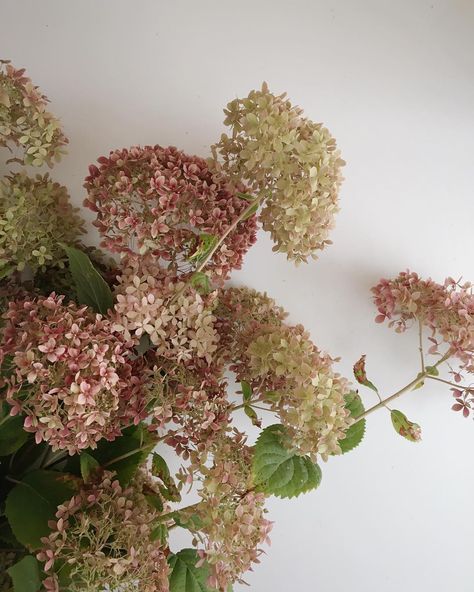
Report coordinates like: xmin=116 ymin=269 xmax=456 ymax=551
xmin=1 ymin=1 xmax=474 ymax=590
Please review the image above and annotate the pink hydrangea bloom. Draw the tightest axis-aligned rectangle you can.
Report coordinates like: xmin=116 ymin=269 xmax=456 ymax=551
xmin=83 ymin=145 xmax=257 ymax=281
xmin=112 ymin=255 xmax=219 ymax=365
xmin=0 ymin=294 xmax=145 ymax=453
xmin=372 ymin=271 xmax=474 ymax=373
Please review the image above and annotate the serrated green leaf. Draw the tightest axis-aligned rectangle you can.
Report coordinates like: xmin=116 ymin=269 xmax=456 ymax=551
xmin=168 ymin=548 xmax=214 ymax=592
xmin=62 ymin=245 xmax=113 ymax=314
xmin=252 ymin=425 xmax=322 ymax=498
xmin=79 ymin=452 xmax=99 ymax=483
xmin=7 ymin=556 xmax=41 ymax=592
xmin=0 ymin=413 xmax=28 ymax=456
xmin=190 ymin=272 xmax=212 ymax=294
xmin=337 ymin=391 xmax=366 ymax=454
xmin=5 ymin=470 xmax=76 ymax=549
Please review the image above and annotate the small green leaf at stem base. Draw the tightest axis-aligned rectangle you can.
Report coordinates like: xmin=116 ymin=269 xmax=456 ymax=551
xmin=425 ymin=365 xmax=439 ymax=377
xmin=244 ymin=405 xmax=261 ymax=427
xmin=390 ymin=410 xmax=422 ymax=442
xmin=190 ymin=272 xmax=212 ymax=294
xmin=240 ymin=381 xmax=252 ymax=402
xmin=353 ymin=355 xmax=379 ymax=393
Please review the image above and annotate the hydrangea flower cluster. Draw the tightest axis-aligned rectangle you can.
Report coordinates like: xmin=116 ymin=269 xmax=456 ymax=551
xmin=195 ymin=436 xmax=272 ymax=590
xmin=211 ymin=83 xmax=345 ymax=263
xmin=38 ymin=471 xmax=169 ymax=592
xmin=373 ymin=271 xmax=474 ymax=374
xmin=113 ymin=255 xmax=219 ymax=364
xmin=0 ymin=171 xmax=85 ymax=273
xmin=1 ymin=64 xmax=470 ymax=592
xmin=0 ymin=294 xmax=145 ymax=453
xmin=84 ymin=145 xmax=257 ymax=281
xmin=0 ymin=60 xmax=68 ymax=166
xmin=218 ymin=287 xmax=353 ymax=458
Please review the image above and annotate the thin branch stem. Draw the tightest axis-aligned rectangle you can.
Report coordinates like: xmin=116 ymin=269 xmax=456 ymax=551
xmin=418 ymin=320 xmax=425 ymax=373
xmin=356 ymin=350 xmax=453 ymax=421
xmin=170 ymin=194 xmax=264 ymax=304
xmin=426 ymin=375 xmax=474 ymax=391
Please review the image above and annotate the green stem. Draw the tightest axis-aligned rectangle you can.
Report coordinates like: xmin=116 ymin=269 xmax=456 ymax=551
xmin=356 ymin=350 xmax=452 ymax=421
xmin=170 ymin=194 xmax=264 ymax=304
xmin=426 ymin=375 xmax=474 ymax=391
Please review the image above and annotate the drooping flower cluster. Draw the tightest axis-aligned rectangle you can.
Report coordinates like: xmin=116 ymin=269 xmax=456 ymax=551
xmin=218 ymin=287 xmax=353 ymax=459
xmin=0 ymin=171 xmax=85 ymax=272
xmin=38 ymin=471 xmax=169 ymax=592
xmin=0 ymin=60 xmax=68 ymax=166
xmin=372 ymin=271 xmax=474 ymax=375
xmin=194 ymin=435 xmax=272 ymax=591
xmin=84 ymin=145 xmax=258 ymax=280
xmin=211 ymin=82 xmax=345 ymax=263
xmin=0 ymin=294 xmax=145 ymax=453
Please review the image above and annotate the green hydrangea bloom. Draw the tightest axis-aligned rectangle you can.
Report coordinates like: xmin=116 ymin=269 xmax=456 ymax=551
xmin=212 ymin=83 xmax=345 ymax=263
xmin=0 ymin=60 xmax=67 ymax=167
xmin=0 ymin=172 xmax=85 ymax=273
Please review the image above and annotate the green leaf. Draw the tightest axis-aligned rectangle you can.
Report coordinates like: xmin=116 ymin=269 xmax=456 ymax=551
xmin=151 ymin=522 xmax=168 ymax=544
xmin=338 ymin=391 xmax=366 ymax=454
xmin=168 ymin=548 xmax=214 ymax=592
xmin=79 ymin=452 xmax=99 ymax=483
xmin=188 ymin=234 xmax=219 ymax=266
xmin=145 ymin=494 xmax=163 ymax=512
xmin=0 ymin=264 xmax=15 ymax=280
xmin=240 ymin=381 xmax=252 ymax=402
xmin=190 ymin=272 xmax=212 ymax=294
xmin=236 ymin=192 xmax=254 ymax=202
xmin=252 ymin=425 xmax=322 ymax=498
xmin=425 ymin=365 xmax=439 ymax=377
xmin=390 ymin=410 xmax=422 ymax=442
xmin=70 ymin=423 xmax=155 ymax=485
xmin=135 ymin=334 xmax=153 ymax=356
xmin=7 ymin=556 xmax=41 ymax=592
xmin=244 ymin=405 xmax=261 ymax=427
xmin=5 ymin=470 xmax=76 ymax=549
xmin=0 ymin=414 xmax=28 ymax=456
xmin=62 ymin=245 xmax=113 ymax=314
xmin=151 ymin=453 xmax=181 ymax=502
xmin=353 ymin=355 xmax=379 ymax=393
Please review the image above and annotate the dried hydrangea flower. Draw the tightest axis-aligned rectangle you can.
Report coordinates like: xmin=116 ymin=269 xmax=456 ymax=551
xmin=0 ymin=172 xmax=85 ymax=273
xmin=37 ymin=470 xmax=169 ymax=592
xmin=147 ymin=361 xmax=230 ymax=451
xmin=0 ymin=60 xmax=68 ymax=166
xmin=0 ymin=294 xmax=145 ymax=453
xmin=372 ymin=271 xmax=474 ymax=375
xmin=211 ymin=83 xmax=345 ymax=263
xmin=193 ymin=435 xmax=272 ymax=591
xmin=84 ymin=145 xmax=257 ymax=281
xmin=112 ymin=255 xmax=219 ymax=365
xmin=215 ymin=288 xmax=353 ymax=458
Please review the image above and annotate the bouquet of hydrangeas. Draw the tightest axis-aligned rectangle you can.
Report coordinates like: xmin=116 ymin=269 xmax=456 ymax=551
xmin=0 ymin=61 xmax=472 ymax=592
